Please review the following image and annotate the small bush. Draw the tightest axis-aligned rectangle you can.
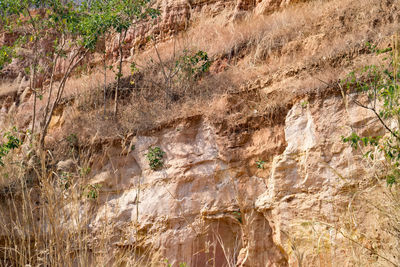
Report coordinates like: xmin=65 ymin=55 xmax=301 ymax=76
xmin=80 ymin=166 xmax=91 ymax=178
xmin=342 ymin=41 xmax=400 ymax=185
xmin=176 ymin=50 xmax=212 ymax=81
xmin=340 ymin=39 xmax=400 ymax=265
xmin=146 ymin=147 xmax=165 ymax=170
xmin=66 ymin=133 xmax=78 ymax=147
xmin=256 ymin=160 xmax=266 ymax=169
xmin=300 ymin=100 xmax=309 ymax=108
xmin=84 ymin=184 xmax=101 ymax=199
xmin=0 ymin=128 xmax=22 ymax=166
xmin=59 ymin=172 xmax=72 ymax=190
xmin=0 ymin=46 xmax=14 ymax=70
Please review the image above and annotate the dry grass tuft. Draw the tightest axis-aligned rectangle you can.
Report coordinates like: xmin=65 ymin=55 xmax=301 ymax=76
xmin=0 ymin=139 xmax=163 ymax=266
xmin=37 ymin=0 xmax=400 ymax=144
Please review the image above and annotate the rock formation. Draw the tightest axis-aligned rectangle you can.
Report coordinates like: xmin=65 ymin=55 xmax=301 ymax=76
xmin=1 ymin=0 xmax=399 ymax=266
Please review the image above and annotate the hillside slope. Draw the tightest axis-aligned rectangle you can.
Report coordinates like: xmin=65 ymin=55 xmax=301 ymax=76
xmin=1 ymin=0 xmax=400 ymax=266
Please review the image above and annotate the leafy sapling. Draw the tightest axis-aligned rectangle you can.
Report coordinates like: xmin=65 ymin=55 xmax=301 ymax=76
xmin=342 ymin=40 xmax=400 ymax=186
xmin=256 ymin=160 xmax=266 ymax=169
xmin=0 ymin=128 xmax=22 ymax=166
xmin=300 ymin=100 xmax=309 ymax=108
xmin=146 ymin=146 xmax=165 ymax=170
xmin=84 ymin=184 xmax=102 ymax=199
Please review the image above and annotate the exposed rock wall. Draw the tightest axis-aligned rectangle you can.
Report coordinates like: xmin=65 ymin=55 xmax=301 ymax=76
xmin=85 ymin=92 xmax=381 ymax=266
xmin=106 ymin=0 xmax=296 ymax=59
xmin=1 ymin=0 xmax=396 ymax=265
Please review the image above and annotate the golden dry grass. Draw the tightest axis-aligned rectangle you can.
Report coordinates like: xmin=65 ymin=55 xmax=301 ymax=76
xmin=2 ymin=0 xmax=400 ymax=265
xmin=0 ymin=79 xmax=19 ymax=99
xmin=33 ymin=0 xmax=400 ymax=143
xmin=0 ymin=139 xmax=164 ymax=266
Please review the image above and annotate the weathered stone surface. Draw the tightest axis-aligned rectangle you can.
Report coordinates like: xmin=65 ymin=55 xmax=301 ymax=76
xmin=254 ymin=96 xmax=382 ymax=265
xmin=0 ymin=0 xmax=395 ymax=265
xmin=82 ymin=93 xmax=384 ymax=266
xmin=106 ymin=0 xmax=297 ymax=59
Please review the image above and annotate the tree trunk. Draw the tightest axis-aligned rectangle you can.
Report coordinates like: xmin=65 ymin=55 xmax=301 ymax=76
xmin=114 ymin=29 xmax=127 ymax=118
xmin=39 ymin=49 xmax=87 ymax=150
xmin=30 ymin=63 xmax=37 ymax=142
xmin=104 ymin=51 xmax=107 ymax=117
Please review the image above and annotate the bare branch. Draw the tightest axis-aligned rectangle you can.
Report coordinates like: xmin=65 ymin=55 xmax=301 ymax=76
xmin=353 ymin=99 xmax=400 ymax=140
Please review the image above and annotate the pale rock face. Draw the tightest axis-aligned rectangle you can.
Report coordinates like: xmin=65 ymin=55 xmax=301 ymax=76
xmin=88 ymin=114 xmax=286 ymax=265
xmin=284 ymin=103 xmax=317 ymax=154
xmin=255 ymin=96 xmax=381 ymax=265
xmin=87 ymin=95 xmax=383 ymax=266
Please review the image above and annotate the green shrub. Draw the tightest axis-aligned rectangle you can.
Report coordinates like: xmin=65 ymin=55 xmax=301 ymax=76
xmin=0 ymin=46 xmax=14 ymax=71
xmin=176 ymin=50 xmax=212 ymax=81
xmin=300 ymin=100 xmax=309 ymax=108
xmin=80 ymin=166 xmax=91 ymax=178
xmin=146 ymin=147 xmax=165 ymax=170
xmin=0 ymin=128 xmax=22 ymax=166
xmin=84 ymin=184 xmax=101 ymax=199
xmin=66 ymin=133 xmax=78 ymax=147
xmin=59 ymin=172 xmax=72 ymax=190
xmin=339 ymin=40 xmax=400 ymax=266
xmin=256 ymin=160 xmax=266 ymax=169
xmin=342 ymin=41 xmax=400 ymax=185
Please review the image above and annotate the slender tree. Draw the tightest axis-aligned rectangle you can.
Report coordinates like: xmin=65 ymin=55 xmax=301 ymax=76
xmin=98 ymin=0 xmax=159 ymax=118
xmin=0 ymin=1 xmax=45 ymax=140
xmin=0 ymin=0 xmax=159 ymax=152
xmin=0 ymin=0 xmax=112 ymax=150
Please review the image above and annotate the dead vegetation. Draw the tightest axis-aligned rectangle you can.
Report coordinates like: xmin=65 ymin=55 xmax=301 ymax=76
xmin=1 ymin=0 xmax=400 ymax=265
xmin=39 ymin=0 xmax=400 ymax=144
xmin=0 ymin=132 xmax=165 ymax=266
xmin=282 ymin=167 xmax=400 ymax=266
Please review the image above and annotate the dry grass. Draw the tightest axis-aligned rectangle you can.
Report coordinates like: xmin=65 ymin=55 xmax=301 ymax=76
xmin=56 ymin=40 xmax=241 ymax=140
xmin=282 ymin=180 xmax=400 ymax=267
xmin=2 ymin=0 xmax=400 ymax=264
xmin=0 ymin=137 xmax=165 ymax=266
xmin=110 ymin=0 xmax=400 ymax=132
xmin=2 ymin=0 xmax=399 ymax=139
xmin=0 ymin=79 xmax=19 ymax=99
xmin=187 ymin=0 xmax=398 ymax=62
xmin=37 ymin=0 xmax=400 ymax=142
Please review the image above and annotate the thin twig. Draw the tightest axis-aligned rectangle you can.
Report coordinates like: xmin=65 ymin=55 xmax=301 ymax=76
xmin=353 ymin=99 xmax=400 ymax=140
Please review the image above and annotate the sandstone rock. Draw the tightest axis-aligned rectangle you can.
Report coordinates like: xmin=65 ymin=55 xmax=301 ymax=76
xmin=0 ymin=0 xmax=394 ymax=265
xmin=254 ymin=0 xmax=292 ymax=15
xmin=82 ymin=94 xmax=386 ymax=266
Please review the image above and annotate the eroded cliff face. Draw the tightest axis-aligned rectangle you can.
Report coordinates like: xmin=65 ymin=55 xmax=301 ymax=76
xmin=1 ymin=0 xmax=399 ymax=266
xmin=79 ymin=90 xmax=383 ymax=266
xmin=106 ymin=0 xmax=297 ymax=60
